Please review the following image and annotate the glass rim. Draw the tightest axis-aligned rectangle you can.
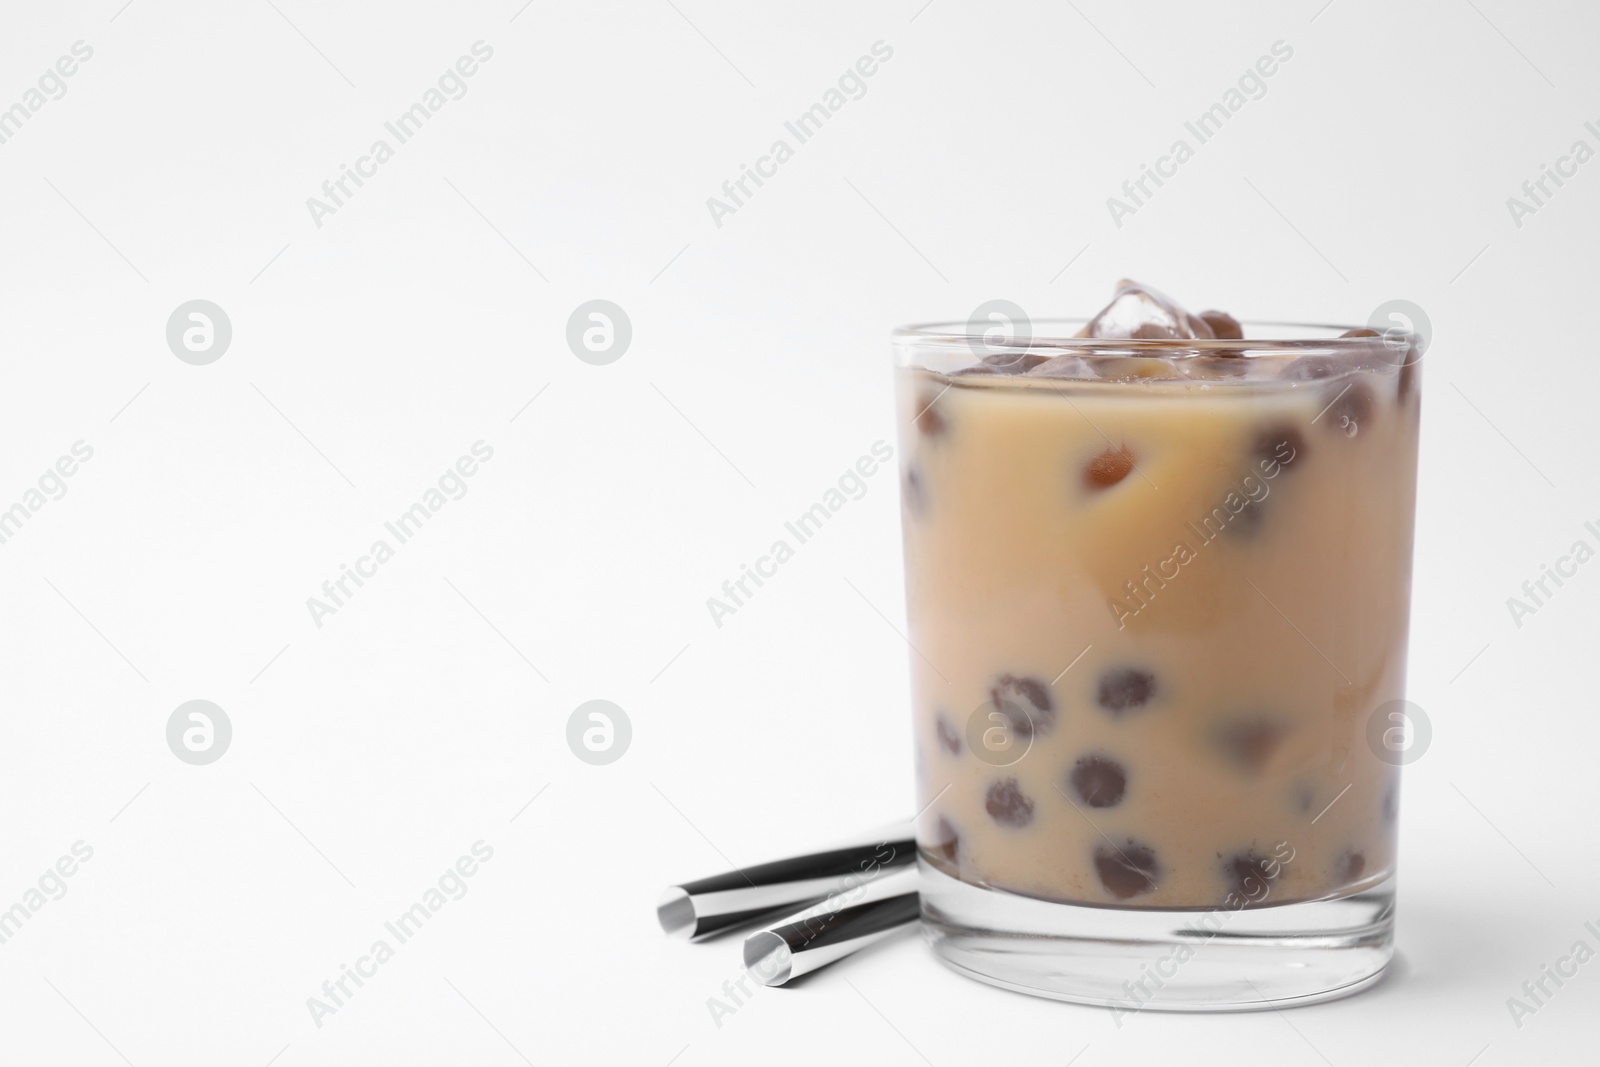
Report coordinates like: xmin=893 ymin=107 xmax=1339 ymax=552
xmin=893 ymin=318 xmax=1415 ymax=353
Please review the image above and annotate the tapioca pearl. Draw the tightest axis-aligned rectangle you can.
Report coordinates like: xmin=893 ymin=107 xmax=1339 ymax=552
xmin=985 ymin=778 xmax=1036 ymax=828
xmin=1222 ymin=851 xmax=1281 ymax=904
xmin=989 ymin=674 xmax=1056 ymax=737
xmin=1319 ymin=380 xmax=1377 ymax=439
xmin=902 ymin=464 xmax=926 ymax=518
xmin=1382 ymin=779 xmax=1399 ymax=824
xmin=1340 ymin=328 xmax=1381 ymax=339
xmin=1083 ymin=445 xmax=1136 ymax=490
xmin=1218 ymin=497 xmax=1266 ymax=541
xmin=1212 ymin=718 xmax=1287 ymax=775
xmin=935 ymin=714 xmax=962 ymax=756
xmin=1254 ymin=424 xmax=1308 ymax=476
xmin=1097 ymin=667 xmax=1157 ymax=715
xmin=1334 ymin=850 xmax=1366 ymax=885
xmin=930 ymin=815 xmax=961 ymax=864
xmin=1292 ymin=782 xmax=1316 ymax=814
xmin=1068 ymin=755 xmax=1127 ymax=808
xmin=914 ymin=389 xmax=948 ymax=438
xmin=1198 ymin=310 xmax=1244 ymax=340
xmin=1094 ymin=841 xmax=1161 ymax=899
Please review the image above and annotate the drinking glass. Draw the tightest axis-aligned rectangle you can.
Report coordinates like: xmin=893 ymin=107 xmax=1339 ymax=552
xmin=895 ymin=319 xmax=1420 ymax=1010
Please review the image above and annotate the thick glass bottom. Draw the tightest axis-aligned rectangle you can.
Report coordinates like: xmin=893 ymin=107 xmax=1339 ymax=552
xmin=920 ymin=861 xmax=1394 ymax=1013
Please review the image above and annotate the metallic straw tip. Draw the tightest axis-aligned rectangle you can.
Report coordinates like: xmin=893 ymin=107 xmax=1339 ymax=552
xmin=742 ymin=931 xmax=794 ymax=987
xmin=656 ymin=887 xmax=696 ymax=939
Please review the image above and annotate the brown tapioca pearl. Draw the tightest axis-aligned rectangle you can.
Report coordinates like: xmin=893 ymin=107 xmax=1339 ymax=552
xmin=1220 ymin=429 xmax=1305 ymax=540
xmin=1340 ymin=328 xmax=1381 ymax=338
xmin=1218 ymin=497 xmax=1267 ymax=541
xmin=980 ymin=352 xmax=1049 ymax=375
xmin=913 ymin=389 xmax=948 ymax=438
xmin=951 ymin=364 xmax=999 ymax=377
xmin=1199 ymin=310 xmax=1244 ymax=340
xmin=1222 ymin=851 xmax=1282 ymax=904
xmin=1319 ymin=380 xmax=1377 ymax=438
xmin=1212 ymin=718 xmax=1287 ymax=775
xmin=1068 ymin=755 xmax=1127 ymax=808
xmin=1097 ymin=667 xmax=1157 ymax=715
xmin=901 ymin=465 xmax=926 ymax=518
xmin=1094 ymin=841 xmax=1161 ymax=899
xmin=1253 ymin=424 xmax=1307 ymax=476
xmin=1292 ymin=782 xmax=1316 ymax=814
xmin=1083 ymin=445 xmax=1136 ymax=490
xmin=930 ymin=815 xmax=961 ymax=864
xmin=934 ymin=714 xmax=961 ymax=756
xmin=989 ymin=674 xmax=1055 ymax=737
xmin=1334 ymin=850 xmax=1366 ymax=885
xmin=1382 ymin=780 xmax=1399 ymax=824
xmin=985 ymin=778 xmax=1036 ymax=828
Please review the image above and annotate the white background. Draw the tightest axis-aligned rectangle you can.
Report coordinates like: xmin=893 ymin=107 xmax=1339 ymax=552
xmin=1 ymin=1 xmax=1596 ymax=1064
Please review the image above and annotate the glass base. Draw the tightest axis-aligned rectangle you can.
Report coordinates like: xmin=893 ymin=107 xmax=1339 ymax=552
xmin=920 ymin=861 xmax=1394 ymax=1012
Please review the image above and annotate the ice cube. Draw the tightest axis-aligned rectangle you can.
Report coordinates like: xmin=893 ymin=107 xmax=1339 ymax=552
xmin=1090 ymin=356 xmax=1184 ymax=380
xmin=1180 ymin=356 xmax=1252 ymax=380
xmin=1080 ymin=280 xmax=1216 ymax=340
xmin=981 ymin=352 xmax=1048 ymax=374
xmin=1025 ymin=354 xmax=1093 ymax=379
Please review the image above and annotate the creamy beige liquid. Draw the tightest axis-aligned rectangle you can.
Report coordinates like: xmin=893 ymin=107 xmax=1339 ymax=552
xmin=901 ymin=357 xmax=1419 ymax=908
